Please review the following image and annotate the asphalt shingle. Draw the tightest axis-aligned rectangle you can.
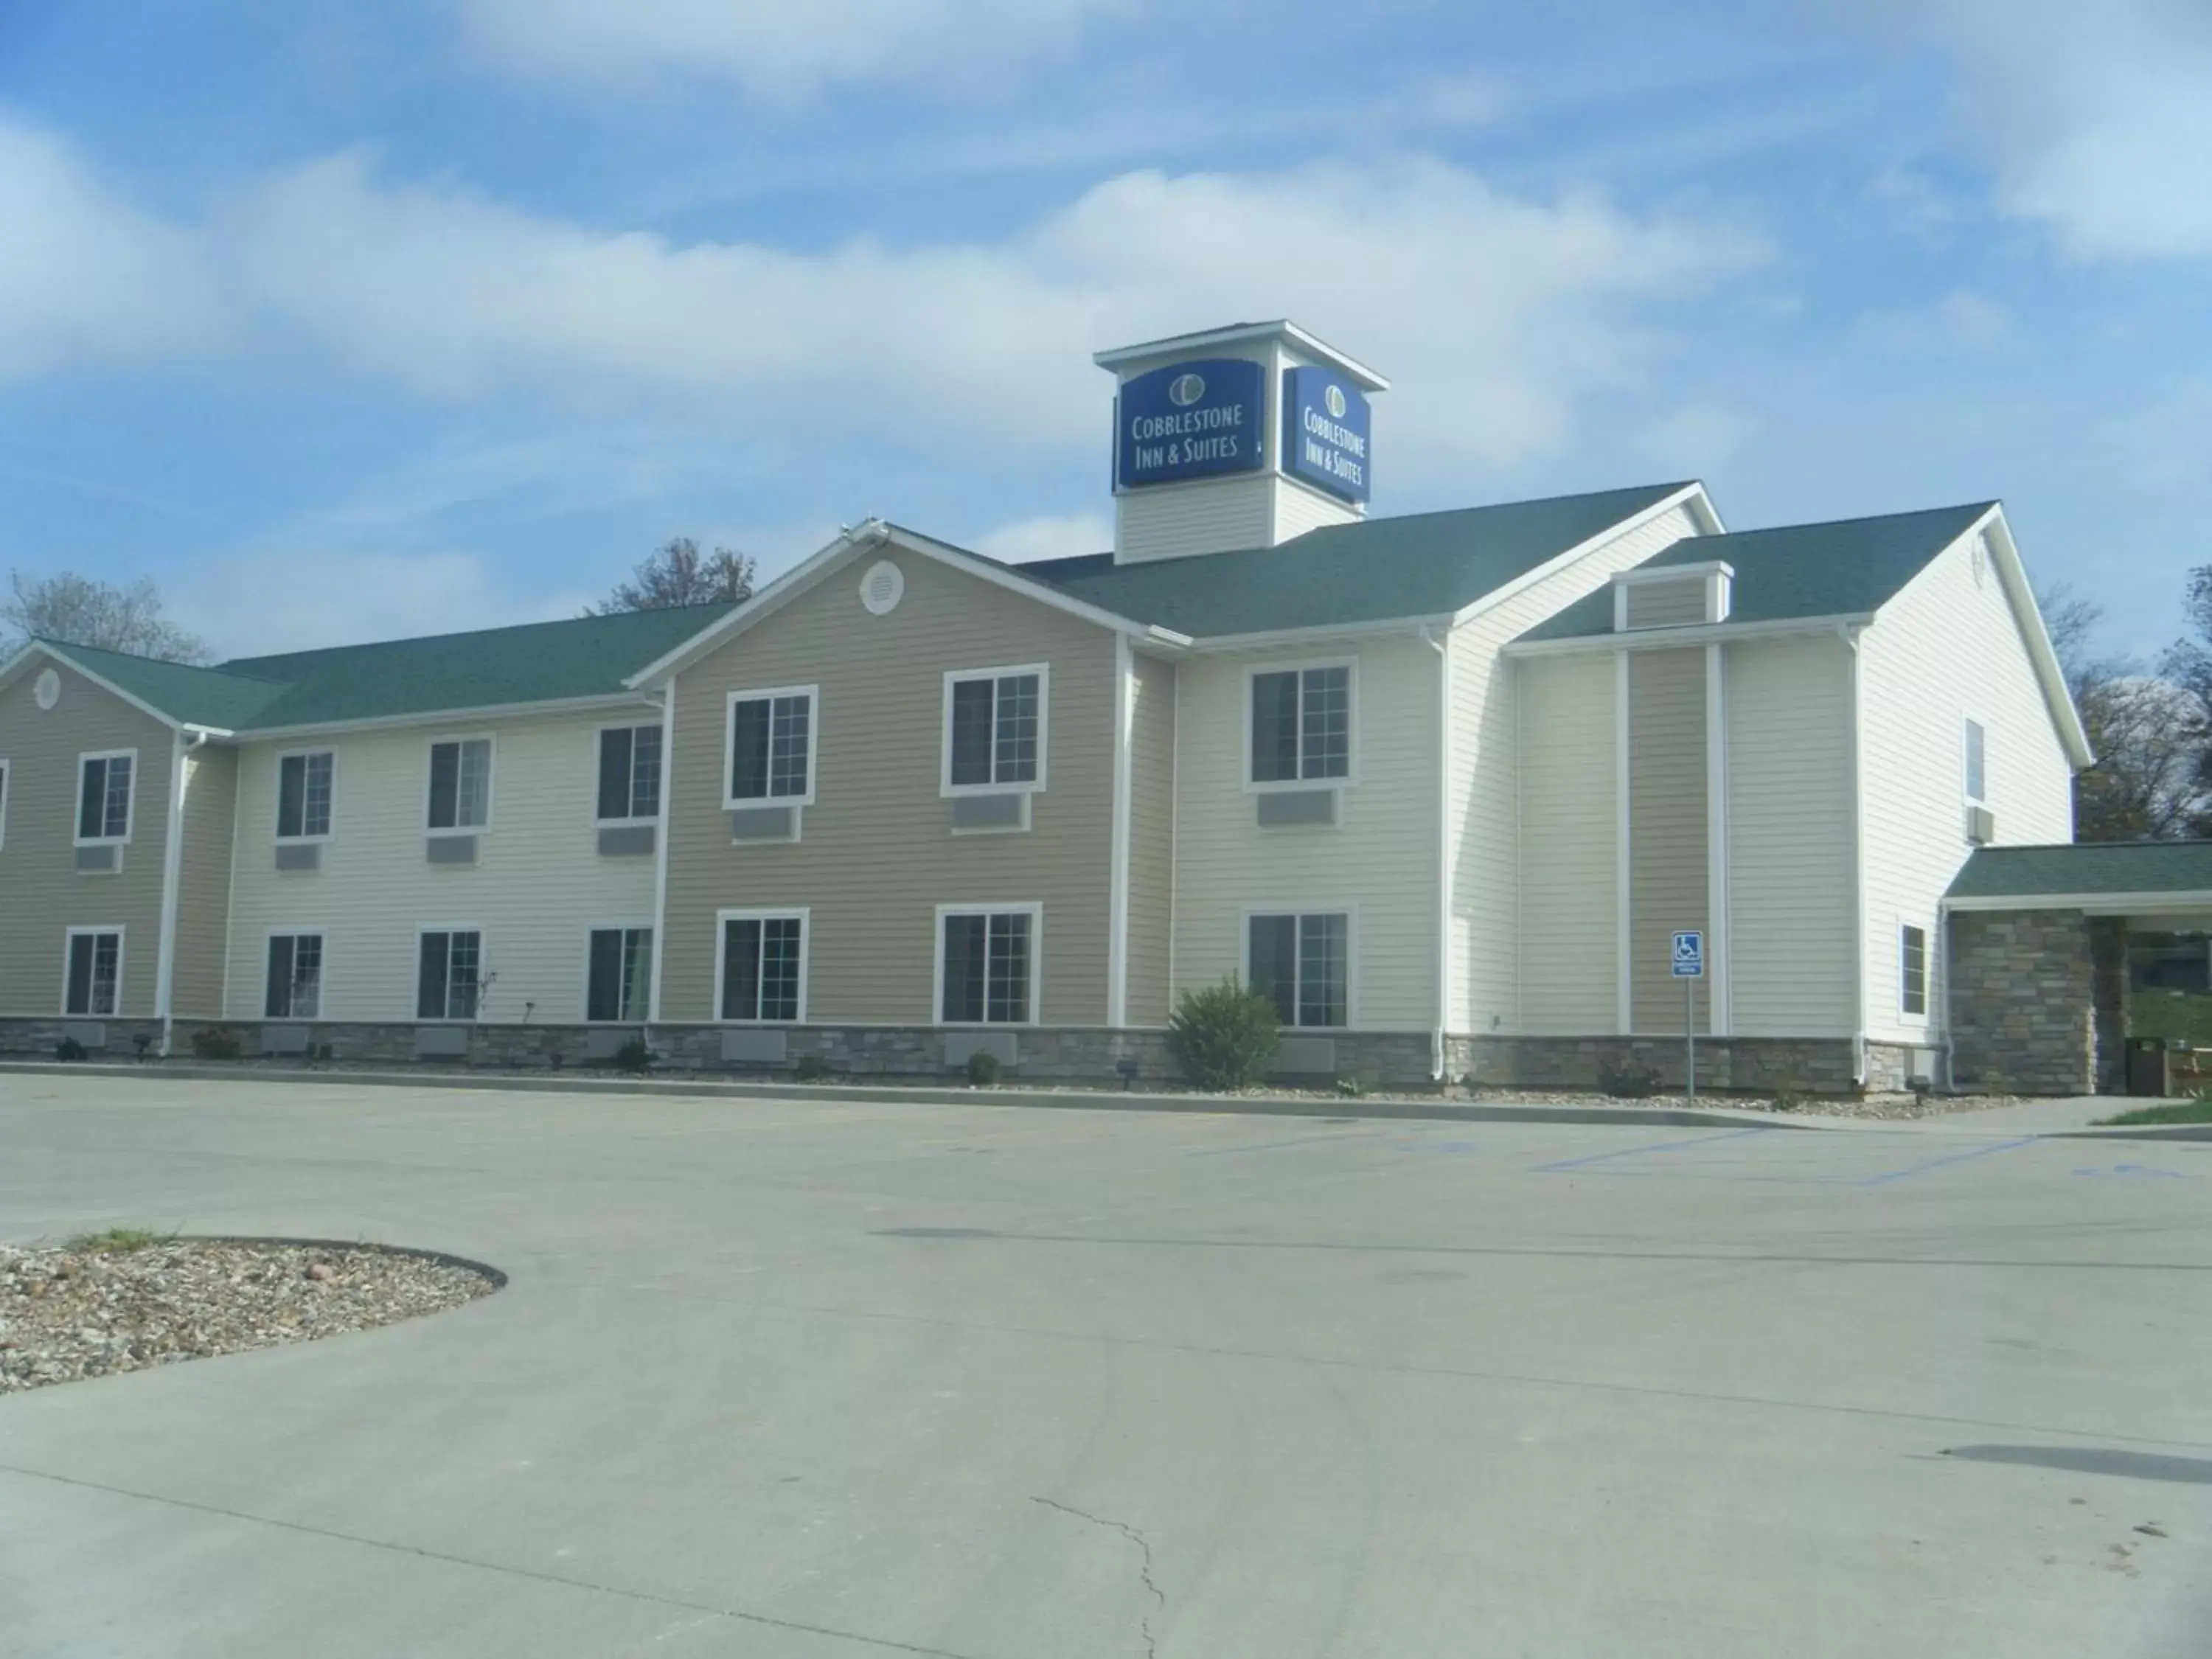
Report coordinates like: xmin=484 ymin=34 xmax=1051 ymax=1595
xmin=1947 ymin=841 xmax=2212 ymax=901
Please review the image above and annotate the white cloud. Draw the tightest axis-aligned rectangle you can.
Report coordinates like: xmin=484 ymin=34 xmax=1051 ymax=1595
xmin=451 ymin=0 xmax=1124 ymax=94
xmin=972 ymin=511 xmax=1112 ymax=564
xmin=1854 ymin=0 xmax=2212 ymax=258
xmin=171 ymin=550 xmax=585 ymax=658
xmin=0 ymin=116 xmax=223 ymax=383
xmin=226 ymin=150 xmax=1758 ymax=487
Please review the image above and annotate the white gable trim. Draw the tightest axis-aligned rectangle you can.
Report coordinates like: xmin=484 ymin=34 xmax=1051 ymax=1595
xmin=1450 ymin=482 xmax=1720 ymax=629
xmin=0 ymin=641 xmax=195 ymax=734
xmin=1969 ymin=507 xmax=2095 ymax=770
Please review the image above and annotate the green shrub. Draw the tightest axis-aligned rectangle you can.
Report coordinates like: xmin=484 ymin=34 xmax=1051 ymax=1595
xmin=1165 ymin=977 xmax=1281 ymax=1091
xmin=55 ymin=1037 xmax=87 ymax=1062
xmin=612 ymin=1035 xmax=653 ymax=1074
xmin=1334 ymin=1077 xmax=1366 ymax=1099
xmin=793 ymin=1053 xmax=831 ymax=1082
xmin=964 ymin=1048 xmax=1003 ymax=1086
xmin=68 ymin=1225 xmax=175 ymax=1253
xmin=1768 ymin=1073 xmax=1811 ymax=1113
xmin=189 ymin=1026 xmax=245 ymax=1061
xmin=1596 ymin=1059 xmax=1661 ymax=1099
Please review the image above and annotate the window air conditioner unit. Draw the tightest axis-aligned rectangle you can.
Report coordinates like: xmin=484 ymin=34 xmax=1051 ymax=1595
xmin=1965 ymin=804 xmax=1995 ymax=845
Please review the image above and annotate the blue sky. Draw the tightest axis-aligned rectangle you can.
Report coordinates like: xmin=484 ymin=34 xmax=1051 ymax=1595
xmin=2 ymin=0 xmax=2206 ymax=659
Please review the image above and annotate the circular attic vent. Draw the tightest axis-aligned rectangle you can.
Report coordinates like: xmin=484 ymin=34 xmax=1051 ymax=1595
xmin=860 ymin=560 xmax=905 ymax=616
xmin=34 ymin=667 xmax=60 ymax=710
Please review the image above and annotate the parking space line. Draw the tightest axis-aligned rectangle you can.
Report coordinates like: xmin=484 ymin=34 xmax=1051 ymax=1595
xmin=1857 ymin=1136 xmax=2037 ymax=1186
xmin=1531 ymin=1126 xmax=1770 ymax=1173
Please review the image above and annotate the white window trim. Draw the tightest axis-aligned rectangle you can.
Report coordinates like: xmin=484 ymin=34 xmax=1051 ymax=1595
xmin=933 ymin=901 xmax=1043 ymax=1028
xmin=594 ymin=722 xmax=664 ymax=827
xmin=274 ymin=748 xmax=337 ymax=844
xmin=423 ymin=734 xmax=495 ymax=835
xmin=0 ymin=757 xmax=10 ymax=852
xmin=939 ymin=664 xmax=1050 ymax=798
xmin=713 ymin=906 xmax=810 ymax=1024
xmin=74 ymin=748 xmax=137 ymax=846
xmin=1241 ymin=658 xmax=1359 ymax=794
xmin=60 ymin=925 xmax=126 ymax=1018
xmin=1898 ymin=922 xmax=1930 ymax=1023
xmin=1962 ymin=715 xmax=1987 ymax=808
xmin=1238 ymin=902 xmax=1360 ymax=1029
xmin=414 ymin=924 xmax=487 ymax=1023
xmin=723 ymin=685 xmax=821 ymax=811
xmin=582 ymin=920 xmax=655 ymax=1024
xmin=263 ymin=927 xmax=329 ymax=1020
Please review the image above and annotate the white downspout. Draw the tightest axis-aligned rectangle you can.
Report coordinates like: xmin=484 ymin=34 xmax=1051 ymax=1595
xmin=1107 ymin=634 xmax=1134 ymax=1030
xmin=1422 ymin=625 xmax=1451 ymax=1081
xmin=156 ymin=729 xmax=209 ymax=1057
xmin=1843 ymin=623 xmax=1867 ymax=1085
xmin=648 ymin=675 xmax=675 ymax=1029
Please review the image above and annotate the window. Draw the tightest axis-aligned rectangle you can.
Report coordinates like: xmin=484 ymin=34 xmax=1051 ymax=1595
xmin=587 ymin=927 xmax=653 ymax=1022
xmin=1248 ymin=912 xmax=1350 ymax=1027
xmin=417 ymin=930 xmax=483 ymax=1020
xmin=1901 ymin=925 xmax=1928 ymax=1018
xmin=1964 ymin=719 xmax=1986 ymax=804
xmin=1250 ymin=665 xmax=1351 ymax=785
xmin=265 ymin=933 xmax=324 ymax=1018
xmin=718 ymin=911 xmax=806 ymax=1022
xmin=943 ymin=667 xmax=1045 ymax=792
xmin=427 ymin=739 xmax=491 ymax=832
xmin=939 ymin=906 xmax=1037 ymax=1024
xmin=726 ymin=688 xmax=815 ymax=806
xmin=76 ymin=751 xmax=133 ymax=842
xmin=63 ymin=929 xmax=122 ymax=1017
xmin=597 ymin=726 xmax=662 ymax=822
xmin=276 ymin=752 xmax=333 ymax=840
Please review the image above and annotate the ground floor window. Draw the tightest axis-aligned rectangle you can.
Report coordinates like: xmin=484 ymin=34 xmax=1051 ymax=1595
xmin=417 ymin=930 xmax=483 ymax=1020
xmin=940 ymin=908 xmax=1035 ymax=1024
xmin=588 ymin=927 xmax=653 ymax=1022
xmin=1248 ymin=912 xmax=1349 ymax=1028
xmin=1900 ymin=924 xmax=1928 ymax=1017
xmin=63 ymin=929 xmax=122 ymax=1016
xmin=720 ymin=911 xmax=804 ymax=1022
xmin=265 ymin=933 xmax=324 ymax=1018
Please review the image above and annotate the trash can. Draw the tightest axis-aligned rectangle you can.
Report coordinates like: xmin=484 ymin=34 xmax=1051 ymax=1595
xmin=2126 ymin=1037 xmax=2173 ymax=1097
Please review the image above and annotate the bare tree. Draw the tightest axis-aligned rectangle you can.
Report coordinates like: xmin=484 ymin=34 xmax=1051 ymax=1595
xmin=2040 ymin=581 xmax=2212 ymax=842
xmin=3 ymin=571 xmax=209 ymax=663
xmin=588 ymin=538 xmax=757 ymax=614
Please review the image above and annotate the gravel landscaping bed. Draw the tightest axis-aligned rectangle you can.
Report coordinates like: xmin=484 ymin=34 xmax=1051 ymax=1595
xmin=0 ymin=1236 xmax=498 ymax=1395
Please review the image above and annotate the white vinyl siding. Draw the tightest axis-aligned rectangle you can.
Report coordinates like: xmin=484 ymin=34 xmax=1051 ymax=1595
xmin=1514 ymin=654 xmax=1618 ymax=1033
xmin=223 ymin=710 xmax=659 ymax=1023
xmin=1857 ymin=521 xmax=2074 ymax=1045
xmin=1114 ymin=474 xmax=1273 ymax=564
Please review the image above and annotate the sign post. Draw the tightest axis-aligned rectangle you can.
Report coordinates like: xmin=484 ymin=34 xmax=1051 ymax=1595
xmin=1671 ymin=931 xmax=1705 ymax=1104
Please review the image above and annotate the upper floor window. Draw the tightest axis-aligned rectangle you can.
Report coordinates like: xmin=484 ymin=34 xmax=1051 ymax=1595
xmin=1964 ymin=718 xmax=1986 ymax=804
xmin=726 ymin=687 xmax=815 ymax=807
xmin=76 ymin=751 xmax=134 ymax=843
xmin=598 ymin=725 xmax=662 ymax=823
xmin=1248 ymin=911 xmax=1349 ymax=1028
xmin=277 ymin=751 xmax=334 ymax=840
xmin=427 ymin=738 xmax=491 ymax=832
xmin=944 ymin=666 xmax=1045 ymax=793
xmin=1250 ymin=665 xmax=1351 ymax=785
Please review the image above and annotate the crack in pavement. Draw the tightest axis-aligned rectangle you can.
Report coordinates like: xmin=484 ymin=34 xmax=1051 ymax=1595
xmin=1032 ymin=1497 xmax=1165 ymax=1659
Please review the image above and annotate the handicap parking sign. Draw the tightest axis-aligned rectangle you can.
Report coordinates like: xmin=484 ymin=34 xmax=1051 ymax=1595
xmin=1671 ymin=931 xmax=1705 ymax=978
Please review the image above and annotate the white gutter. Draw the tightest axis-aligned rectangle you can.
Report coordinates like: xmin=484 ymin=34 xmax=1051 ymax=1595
xmin=1504 ymin=612 xmax=1879 ymax=659
xmin=155 ymin=728 xmax=210 ymax=1056
xmin=1421 ymin=624 xmax=1452 ymax=1079
xmin=1192 ymin=613 xmax=1457 ymax=653
xmin=1944 ymin=889 xmax=2212 ymax=914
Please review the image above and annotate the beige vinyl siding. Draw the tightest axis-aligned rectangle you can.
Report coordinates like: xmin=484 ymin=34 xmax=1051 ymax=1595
xmin=171 ymin=744 xmax=237 ymax=1018
xmin=0 ymin=658 xmax=173 ymax=1017
xmin=223 ymin=709 xmax=660 ymax=1022
xmin=1725 ymin=636 xmax=1855 ymax=1036
xmin=1450 ymin=498 xmax=1705 ymax=1034
xmin=1126 ymin=650 xmax=1176 ymax=1026
xmin=1624 ymin=577 xmax=1706 ymax=629
xmin=1171 ymin=635 xmax=1436 ymax=1029
xmin=1115 ymin=477 xmax=1273 ymax=563
xmin=1514 ymin=654 xmax=1617 ymax=1032
xmin=1857 ymin=525 xmax=2074 ymax=1044
xmin=661 ymin=549 xmax=1118 ymax=1025
xmin=1628 ymin=648 xmax=1708 ymax=1034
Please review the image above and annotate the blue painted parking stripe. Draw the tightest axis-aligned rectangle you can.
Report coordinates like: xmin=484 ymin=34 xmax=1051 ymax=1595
xmin=1533 ymin=1126 xmax=1770 ymax=1172
xmin=1857 ymin=1136 xmax=2037 ymax=1186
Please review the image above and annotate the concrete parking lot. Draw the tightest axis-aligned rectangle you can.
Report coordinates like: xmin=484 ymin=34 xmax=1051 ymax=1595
xmin=1 ymin=1074 xmax=2208 ymax=1658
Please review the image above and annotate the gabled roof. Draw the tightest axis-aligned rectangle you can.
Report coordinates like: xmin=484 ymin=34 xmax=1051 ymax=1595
xmin=15 ymin=603 xmax=734 ymax=737
xmin=1514 ymin=502 xmax=1997 ymax=643
xmin=1012 ymin=482 xmax=1700 ymax=639
xmin=1947 ymin=841 xmax=2212 ymax=906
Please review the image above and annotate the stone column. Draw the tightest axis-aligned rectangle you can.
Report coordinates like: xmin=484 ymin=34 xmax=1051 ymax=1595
xmin=2089 ymin=917 xmax=2131 ymax=1095
xmin=1947 ymin=908 xmax=2095 ymax=1094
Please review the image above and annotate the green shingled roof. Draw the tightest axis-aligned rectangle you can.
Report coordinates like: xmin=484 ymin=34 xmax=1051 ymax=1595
xmin=37 ymin=603 xmax=734 ymax=733
xmin=1515 ymin=501 xmax=1995 ymax=643
xmin=1005 ymin=481 xmax=1693 ymax=637
xmin=1947 ymin=841 xmax=2212 ymax=902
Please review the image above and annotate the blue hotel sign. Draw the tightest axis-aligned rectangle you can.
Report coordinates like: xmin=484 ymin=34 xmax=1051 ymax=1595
xmin=1115 ymin=358 xmax=1266 ymax=490
xmin=1282 ymin=366 xmax=1371 ymax=504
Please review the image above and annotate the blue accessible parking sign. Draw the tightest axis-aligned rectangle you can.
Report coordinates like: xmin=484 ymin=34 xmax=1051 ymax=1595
xmin=1671 ymin=931 xmax=1705 ymax=978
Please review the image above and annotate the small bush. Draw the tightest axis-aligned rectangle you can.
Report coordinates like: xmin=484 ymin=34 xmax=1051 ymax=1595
xmin=611 ymin=1035 xmax=653 ymax=1074
xmin=793 ymin=1053 xmax=831 ymax=1082
xmin=964 ymin=1048 xmax=1003 ymax=1086
xmin=1768 ymin=1073 xmax=1811 ymax=1113
xmin=1166 ymin=977 xmax=1281 ymax=1091
xmin=1334 ymin=1077 xmax=1366 ymax=1099
xmin=55 ymin=1037 xmax=87 ymax=1062
xmin=189 ymin=1026 xmax=245 ymax=1061
xmin=68 ymin=1225 xmax=175 ymax=1253
xmin=1596 ymin=1059 xmax=1662 ymax=1099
